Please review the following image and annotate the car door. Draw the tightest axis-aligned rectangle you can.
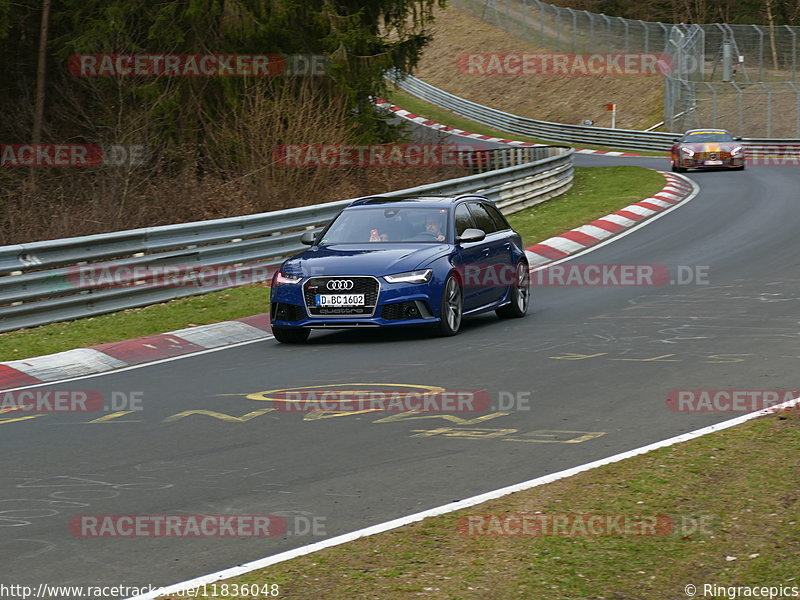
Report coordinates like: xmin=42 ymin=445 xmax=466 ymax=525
xmin=466 ymin=201 xmax=509 ymax=304
xmin=453 ymin=202 xmax=487 ymax=310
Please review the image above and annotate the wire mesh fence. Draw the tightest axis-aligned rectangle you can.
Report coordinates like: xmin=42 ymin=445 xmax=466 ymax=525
xmin=449 ymin=0 xmax=800 ymax=137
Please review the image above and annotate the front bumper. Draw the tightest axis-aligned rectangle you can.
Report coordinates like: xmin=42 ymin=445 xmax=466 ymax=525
xmin=678 ymin=154 xmax=745 ymax=169
xmin=270 ymin=276 xmax=441 ymax=328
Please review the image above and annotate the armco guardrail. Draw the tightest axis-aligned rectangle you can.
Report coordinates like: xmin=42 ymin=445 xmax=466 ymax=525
xmin=460 ymin=146 xmax=570 ymax=173
xmin=388 ymin=70 xmax=678 ymax=151
xmin=388 ymin=71 xmax=800 ymax=153
xmin=0 ymin=148 xmax=572 ymax=333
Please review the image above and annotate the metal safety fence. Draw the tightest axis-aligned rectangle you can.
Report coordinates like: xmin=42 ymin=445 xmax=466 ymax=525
xmin=449 ymin=0 xmax=800 ymax=137
xmin=390 ymin=71 xmax=800 ymax=153
xmin=0 ymin=148 xmax=572 ymax=333
xmin=389 ymin=70 xmax=678 ymax=150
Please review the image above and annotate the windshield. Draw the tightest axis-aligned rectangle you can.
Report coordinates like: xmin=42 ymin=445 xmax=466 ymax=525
xmin=320 ymin=206 xmax=450 ymax=244
xmin=681 ymin=131 xmax=734 ymax=143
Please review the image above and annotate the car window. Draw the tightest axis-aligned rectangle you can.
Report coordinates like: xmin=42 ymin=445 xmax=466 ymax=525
xmin=681 ymin=131 xmax=733 ymax=143
xmin=467 ymin=202 xmax=498 ymax=234
xmin=454 ymin=204 xmax=475 ymax=237
xmin=484 ymin=203 xmax=510 ymax=231
xmin=320 ymin=206 xmax=448 ymax=244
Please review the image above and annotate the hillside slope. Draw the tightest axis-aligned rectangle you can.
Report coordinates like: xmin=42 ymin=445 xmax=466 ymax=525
xmin=410 ymin=4 xmax=664 ymax=130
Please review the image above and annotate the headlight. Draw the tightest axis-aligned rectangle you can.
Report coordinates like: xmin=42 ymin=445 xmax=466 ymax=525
xmin=731 ymin=145 xmax=744 ymax=155
xmin=275 ymin=271 xmax=302 ymax=285
xmin=384 ymin=269 xmax=433 ymax=284
xmin=680 ymin=147 xmax=694 ymax=156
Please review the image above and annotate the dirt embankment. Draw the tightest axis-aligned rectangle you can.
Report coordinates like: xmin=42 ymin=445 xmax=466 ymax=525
xmin=412 ymin=4 xmax=665 ymax=130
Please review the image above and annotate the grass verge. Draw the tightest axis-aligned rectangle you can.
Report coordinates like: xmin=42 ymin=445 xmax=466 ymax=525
xmin=386 ymin=88 xmax=666 ymax=157
xmin=0 ymin=166 xmax=667 ymax=362
xmin=0 ymin=287 xmax=269 ymax=362
xmin=159 ymin=410 xmax=800 ymax=599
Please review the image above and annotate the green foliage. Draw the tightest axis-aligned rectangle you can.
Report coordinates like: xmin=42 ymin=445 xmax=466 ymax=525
xmin=0 ymin=0 xmax=445 ymax=149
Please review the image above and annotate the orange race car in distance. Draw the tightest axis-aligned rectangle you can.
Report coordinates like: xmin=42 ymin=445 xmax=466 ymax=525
xmin=670 ymin=129 xmax=746 ymax=173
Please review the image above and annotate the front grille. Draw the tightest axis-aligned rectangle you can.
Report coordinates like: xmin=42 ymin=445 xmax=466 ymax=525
xmin=381 ymin=301 xmax=420 ymax=320
xmin=272 ymin=302 xmax=305 ymax=321
xmin=695 ymin=151 xmax=730 ymax=161
xmin=303 ymin=276 xmax=379 ymax=317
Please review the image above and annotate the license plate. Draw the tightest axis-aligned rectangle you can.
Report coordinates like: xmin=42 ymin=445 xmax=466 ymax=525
xmin=704 ymin=160 xmax=723 ymax=165
xmin=315 ymin=294 xmax=365 ymax=307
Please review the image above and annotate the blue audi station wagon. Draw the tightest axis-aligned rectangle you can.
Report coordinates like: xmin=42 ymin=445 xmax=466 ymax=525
xmin=269 ymin=195 xmax=530 ymax=343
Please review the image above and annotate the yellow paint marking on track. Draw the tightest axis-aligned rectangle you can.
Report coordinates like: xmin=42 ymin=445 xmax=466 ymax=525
xmin=245 ymin=383 xmax=446 ymax=404
xmin=85 ymin=411 xmax=141 ymax=423
xmin=549 ymin=352 xmax=608 ymax=360
xmin=503 ymin=430 xmax=607 ymax=443
xmin=703 ymin=354 xmax=752 ymax=363
xmin=163 ymin=408 xmax=276 ymax=423
xmin=304 ymin=409 xmax=383 ymax=420
xmin=373 ymin=411 xmax=510 ymax=425
xmin=410 ymin=427 xmax=518 ymax=439
xmin=610 ymin=354 xmax=679 ymax=362
xmin=0 ymin=414 xmax=47 ymax=424
xmin=409 ymin=426 xmax=606 ymax=443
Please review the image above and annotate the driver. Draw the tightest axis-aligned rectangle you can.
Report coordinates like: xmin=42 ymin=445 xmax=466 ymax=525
xmin=424 ymin=214 xmax=446 ymax=241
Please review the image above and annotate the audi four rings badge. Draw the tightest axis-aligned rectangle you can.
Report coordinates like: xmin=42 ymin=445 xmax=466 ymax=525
xmin=326 ymin=280 xmax=354 ymax=291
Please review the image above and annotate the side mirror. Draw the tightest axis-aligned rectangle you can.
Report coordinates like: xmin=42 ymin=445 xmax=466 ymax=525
xmin=673 ymin=138 xmax=682 ymax=142
xmin=734 ymin=136 xmax=743 ymax=141
xmin=300 ymin=230 xmax=318 ymax=245
xmin=457 ymin=228 xmax=486 ymax=244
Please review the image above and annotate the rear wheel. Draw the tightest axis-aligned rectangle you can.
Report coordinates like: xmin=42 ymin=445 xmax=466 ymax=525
xmin=436 ymin=275 xmax=462 ymax=337
xmin=272 ymin=326 xmax=310 ymax=344
xmin=496 ymin=261 xmax=530 ymax=319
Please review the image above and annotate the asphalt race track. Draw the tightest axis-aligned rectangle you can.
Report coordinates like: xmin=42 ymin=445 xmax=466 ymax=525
xmin=3 ymin=132 xmax=800 ymax=591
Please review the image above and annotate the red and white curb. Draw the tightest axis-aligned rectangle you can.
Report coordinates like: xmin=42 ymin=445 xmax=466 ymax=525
xmin=0 ymin=315 xmax=272 ymax=391
xmin=375 ymin=99 xmax=643 ymax=157
xmin=525 ymin=171 xmax=694 ymax=266
xmin=0 ymin=174 xmax=694 ymax=392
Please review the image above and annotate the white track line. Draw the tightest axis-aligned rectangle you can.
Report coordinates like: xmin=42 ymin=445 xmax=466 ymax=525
xmin=11 ymin=172 xmax=702 ymax=599
xmin=0 ymin=336 xmax=273 ymax=393
xmin=128 ymin=174 xmax=713 ymax=599
xmin=129 ymin=393 xmax=799 ymax=600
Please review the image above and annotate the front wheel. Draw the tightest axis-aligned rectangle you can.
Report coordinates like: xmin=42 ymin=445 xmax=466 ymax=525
xmin=436 ymin=275 xmax=463 ymax=337
xmin=496 ymin=261 xmax=530 ymax=319
xmin=272 ymin=326 xmax=310 ymax=344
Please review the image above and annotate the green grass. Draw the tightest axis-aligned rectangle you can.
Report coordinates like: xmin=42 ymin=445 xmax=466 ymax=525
xmin=0 ymin=287 xmax=269 ymax=362
xmin=507 ymin=165 xmax=667 ymax=244
xmin=386 ymin=87 xmax=665 ymax=157
xmin=0 ymin=166 xmax=666 ymax=361
xmin=156 ymin=410 xmax=800 ymax=599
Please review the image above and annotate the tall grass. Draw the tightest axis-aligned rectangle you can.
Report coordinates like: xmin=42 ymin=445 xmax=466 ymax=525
xmin=1 ymin=79 xmax=467 ymax=245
